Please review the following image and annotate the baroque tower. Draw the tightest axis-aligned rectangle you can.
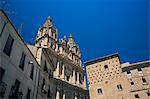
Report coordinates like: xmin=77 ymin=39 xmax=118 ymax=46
xmin=35 ymin=16 xmax=58 ymax=51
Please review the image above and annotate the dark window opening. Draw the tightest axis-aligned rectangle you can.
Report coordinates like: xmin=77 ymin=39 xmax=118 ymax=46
xmin=137 ymin=68 xmax=142 ymax=71
xmin=19 ymin=52 xmax=26 ymax=70
xmin=41 ymin=79 xmax=47 ymax=94
xmin=135 ymin=94 xmax=140 ymax=98
xmin=131 ymin=82 xmax=134 ymax=85
xmin=75 ymin=72 xmax=77 ymax=82
xmin=0 ymin=67 xmax=6 ymax=97
xmin=97 ymin=88 xmax=102 ymax=95
xmin=104 ymin=65 xmax=108 ymax=70
xmin=47 ymin=85 xmax=51 ymax=97
xmin=0 ymin=67 xmax=5 ymax=81
xmin=66 ymin=76 xmax=69 ymax=81
xmin=9 ymin=79 xmax=21 ymax=98
xmin=3 ymin=35 xmax=14 ymax=57
xmin=117 ymin=84 xmax=123 ymax=91
xmin=44 ymin=61 xmax=48 ymax=72
xmin=142 ymin=78 xmax=146 ymax=83
xmin=147 ymin=92 xmax=150 ymax=96
xmin=127 ymin=70 xmax=131 ymax=74
xmin=30 ymin=65 xmax=34 ymax=80
xmin=26 ymin=88 xmax=31 ymax=98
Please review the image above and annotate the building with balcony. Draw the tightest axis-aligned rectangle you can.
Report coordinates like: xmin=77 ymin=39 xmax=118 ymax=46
xmin=0 ymin=10 xmax=40 ymax=99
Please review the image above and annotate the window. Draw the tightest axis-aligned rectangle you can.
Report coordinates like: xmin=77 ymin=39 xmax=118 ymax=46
xmin=3 ymin=35 xmax=14 ymax=57
xmin=130 ymin=82 xmax=134 ymax=85
xmin=0 ymin=68 xmax=6 ymax=97
xmin=41 ymin=79 xmax=47 ymax=94
xmin=127 ymin=70 xmax=131 ymax=74
xmin=30 ymin=65 xmax=34 ymax=80
xmin=97 ymin=88 xmax=103 ymax=95
xmin=117 ymin=84 xmax=123 ymax=91
xmin=135 ymin=94 xmax=140 ymax=98
xmin=142 ymin=78 xmax=147 ymax=84
xmin=75 ymin=72 xmax=77 ymax=82
xmin=26 ymin=88 xmax=31 ymax=98
xmin=14 ymin=79 xmax=21 ymax=93
xmin=44 ymin=61 xmax=47 ymax=72
xmin=19 ymin=52 xmax=26 ymax=70
xmin=137 ymin=68 xmax=142 ymax=71
xmin=104 ymin=65 xmax=108 ymax=70
xmin=9 ymin=79 xmax=22 ymax=98
xmin=147 ymin=92 xmax=150 ymax=96
xmin=66 ymin=76 xmax=69 ymax=81
xmin=47 ymin=85 xmax=51 ymax=97
xmin=0 ymin=17 xmax=6 ymax=36
xmin=0 ymin=67 xmax=5 ymax=81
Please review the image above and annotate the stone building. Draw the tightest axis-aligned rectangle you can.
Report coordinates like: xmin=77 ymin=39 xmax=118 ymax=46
xmin=85 ymin=53 xmax=150 ymax=99
xmin=122 ymin=60 xmax=150 ymax=99
xmin=0 ymin=10 xmax=40 ymax=99
xmin=28 ymin=16 xmax=89 ymax=99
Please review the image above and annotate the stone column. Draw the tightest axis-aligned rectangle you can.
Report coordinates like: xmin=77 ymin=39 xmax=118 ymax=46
xmin=56 ymin=90 xmax=60 ymax=99
xmin=77 ymin=72 xmax=80 ymax=85
xmin=63 ymin=92 xmax=66 ymax=99
xmin=55 ymin=61 xmax=60 ymax=78
xmin=72 ymin=70 xmax=76 ymax=84
xmin=69 ymin=75 xmax=71 ymax=83
xmin=83 ymin=75 xmax=86 ymax=89
xmin=74 ymin=96 xmax=77 ymax=99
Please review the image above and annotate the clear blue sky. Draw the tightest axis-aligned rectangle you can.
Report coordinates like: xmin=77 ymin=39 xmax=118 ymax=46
xmin=1 ymin=0 xmax=150 ymax=63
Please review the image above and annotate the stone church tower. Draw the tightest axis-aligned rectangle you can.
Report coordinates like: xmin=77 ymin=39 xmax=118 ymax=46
xmin=30 ymin=16 xmax=89 ymax=99
xmin=35 ymin=16 xmax=58 ymax=51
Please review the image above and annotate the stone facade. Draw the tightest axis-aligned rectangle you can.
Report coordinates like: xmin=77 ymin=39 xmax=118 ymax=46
xmin=0 ymin=10 xmax=40 ymax=99
xmin=122 ymin=60 xmax=150 ymax=99
xmin=85 ymin=53 xmax=150 ymax=99
xmin=28 ymin=16 xmax=89 ymax=99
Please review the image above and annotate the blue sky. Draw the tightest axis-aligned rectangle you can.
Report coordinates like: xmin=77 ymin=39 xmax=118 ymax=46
xmin=2 ymin=0 xmax=149 ymax=63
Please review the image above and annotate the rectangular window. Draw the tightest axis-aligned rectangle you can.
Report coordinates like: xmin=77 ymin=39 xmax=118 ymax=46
xmin=97 ymin=88 xmax=103 ymax=95
xmin=135 ymin=94 xmax=140 ymax=98
xmin=19 ymin=52 xmax=26 ymax=70
xmin=14 ymin=79 xmax=21 ymax=92
xmin=26 ymin=88 xmax=31 ymax=98
xmin=137 ymin=68 xmax=142 ymax=71
xmin=131 ymin=82 xmax=134 ymax=85
xmin=117 ymin=84 xmax=123 ymax=91
xmin=127 ymin=70 xmax=131 ymax=74
xmin=30 ymin=65 xmax=34 ymax=80
xmin=47 ymin=85 xmax=51 ymax=97
xmin=142 ymin=78 xmax=146 ymax=83
xmin=0 ymin=67 xmax=5 ymax=81
xmin=75 ymin=72 xmax=77 ymax=82
xmin=147 ymin=92 xmax=150 ymax=96
xmin=3 ymin=35 xmax=14 ymax=57
xmin=44 ymin=60 xmax=47 ymax=72
xmin=41 ymin=79 xmax=47 ymax=94
xmin=66 ymin=76 xmax=69 ymax=81
xmin=0 ymin=17 xmax=6 ymax=36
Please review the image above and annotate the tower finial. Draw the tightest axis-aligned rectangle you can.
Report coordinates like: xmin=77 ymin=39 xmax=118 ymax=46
xmin=43 ymin=16 xmax=52 ymax=27
xmin=69 ymin=33 xmax=73 ymax=38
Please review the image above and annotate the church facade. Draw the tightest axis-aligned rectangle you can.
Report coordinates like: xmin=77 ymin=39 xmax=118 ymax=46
xmin=28 ymin=16 xmax=89 ymax=99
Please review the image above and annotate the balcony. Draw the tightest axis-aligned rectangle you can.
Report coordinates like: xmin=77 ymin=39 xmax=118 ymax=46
xmin=0 ymin=81 xmax=7 ymax=97
xmin=41 ymin=85 xmax=47 ymax=94
xmin=9 ymin=86 xmax=23 ymax=98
